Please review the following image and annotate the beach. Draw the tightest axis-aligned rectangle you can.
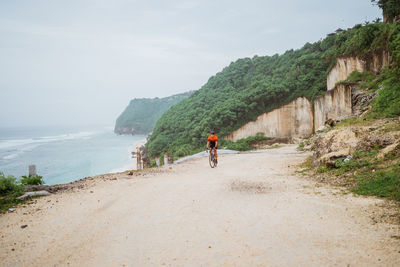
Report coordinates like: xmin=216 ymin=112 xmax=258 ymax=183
xmin=0 ymin=145 xmax=399 ymax=266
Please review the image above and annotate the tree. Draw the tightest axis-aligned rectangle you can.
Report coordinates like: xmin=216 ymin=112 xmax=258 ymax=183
xmin=372 ymin=0 xmax=400 ymax=23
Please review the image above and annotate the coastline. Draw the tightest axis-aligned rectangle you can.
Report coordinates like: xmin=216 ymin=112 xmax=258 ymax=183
xmin=9 ymin=138 xmax=149 ymax=196
xmin=0 ymin=127 xmax=147 ymax=185
xmin=110 ymin=138 xmax=147 ymax=172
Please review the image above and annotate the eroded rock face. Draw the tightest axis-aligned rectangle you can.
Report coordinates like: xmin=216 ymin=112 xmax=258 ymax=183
xmin=352 ymin=88 xmax=378 ymax=117
xmin=314 ymin=83 xmax=353 ymax=131
xmin=225 ymin=97 xmax=313 ymax=141
xmin=327 ymin=51 xmax=390 ymax=90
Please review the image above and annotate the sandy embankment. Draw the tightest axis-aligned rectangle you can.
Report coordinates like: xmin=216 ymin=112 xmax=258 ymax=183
xmin=0 ymin=145 xmax=399 ymax=266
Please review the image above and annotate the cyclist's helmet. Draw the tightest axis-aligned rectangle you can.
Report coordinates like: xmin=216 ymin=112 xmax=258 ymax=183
xmin=211 ymin=130 xmax=215 ymax=134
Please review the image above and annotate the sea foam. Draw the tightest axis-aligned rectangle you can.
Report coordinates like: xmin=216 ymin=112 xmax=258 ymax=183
xmin=0 ymin=131 xmax=98 ymax=160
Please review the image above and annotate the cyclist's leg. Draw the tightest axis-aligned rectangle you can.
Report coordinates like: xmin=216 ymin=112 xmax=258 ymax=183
xmin=215 ymin=148 xmax=218 ymax=159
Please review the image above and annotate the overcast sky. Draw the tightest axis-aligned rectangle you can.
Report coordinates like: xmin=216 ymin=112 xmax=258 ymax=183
xmin=0 ymin=0 xmax=381 ymax=127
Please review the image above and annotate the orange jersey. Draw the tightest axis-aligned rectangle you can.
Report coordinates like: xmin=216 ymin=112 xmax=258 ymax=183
xmin=207 ymin=135 xmax=218 ymax=142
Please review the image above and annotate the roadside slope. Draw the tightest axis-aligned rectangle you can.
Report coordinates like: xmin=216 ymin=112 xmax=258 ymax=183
xmin=1 ymin=146 xmax=399 ymax=266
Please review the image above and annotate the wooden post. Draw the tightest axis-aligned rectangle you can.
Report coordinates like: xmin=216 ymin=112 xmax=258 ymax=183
xmin=168 ymin=154 xmax=174 ymax=165
xmin=29 ymin=165 xmax=36 ymax=177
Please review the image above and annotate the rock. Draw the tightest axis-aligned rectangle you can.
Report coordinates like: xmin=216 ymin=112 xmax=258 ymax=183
xmin=320 ymin=149 xmax=350 ymax=167
xmin=20 ymin=225 xmax=28 ymax=229
xmin=314 ymin=128 xmax=359 ymax=161
xmin=23 ymin=184 xmax=65 ymax=193
xmin=325 ymin=118 xmax=335 ymax=127
xmin=357 ymin=131 xmax=398 ymax=151
xmin=23 ymin=185 xmax=49 ymax=192
xmin=8 ymin=208 xmax=15 ymax=212
xmin=316 ymin=126 xmax=326 ymax=132
xmin=17 ymin=191 xmax=51 ymax=200
xmin=378 ymin=142 xmax=399 ymax=160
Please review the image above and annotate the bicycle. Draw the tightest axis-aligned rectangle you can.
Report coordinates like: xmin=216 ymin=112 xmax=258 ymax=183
xmin=208 ymin=148 xmax=218 ymax=168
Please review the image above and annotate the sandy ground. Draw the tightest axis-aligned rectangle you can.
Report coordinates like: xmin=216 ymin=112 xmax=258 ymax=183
xmin=1 ymin=145 xmax=399 ymax=266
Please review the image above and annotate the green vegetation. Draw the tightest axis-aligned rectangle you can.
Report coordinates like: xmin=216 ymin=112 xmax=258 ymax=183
xmin=352 ymin=149 xmax=399 ymax=201
xmin=224 ymin=133 xmax=271 ymax=151
xmin=334 ymin=21 xmax=400 ymax=118
xmin=297 ymin=138 xmax=312 ymax=151
xmin=0 ymin=173 xmax=24 ymax=213
xmin=146 ymin=20 xmax=400 ymax=158
xmin=372 ymin=68 xmax=400 ymax=117
xmin=340 ymin=71 xmax=379 ymax=90
xmin=114 ymin=91 xmax=192 ymax=135
xmin=354 ymin=164 xmax=400 ymax=200
xmin=310 ymin=146 xmax=400 ymax=202
xmin=0 ymin=174 xmax=22 ymax=195
xmin=147 ymin=41 xmax=330 ymax=157
xmin=335 ymin=117 xmax=374 ymax=127
xmin=371 ymin=0 xmax=400 ymax=23
xmin=0 ymin=173 xmax=46 ymax=213
xmin=20 ymin=175 xmax=44 ymax=185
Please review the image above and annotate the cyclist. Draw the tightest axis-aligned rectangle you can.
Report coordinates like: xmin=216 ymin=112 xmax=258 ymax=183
xmin=206 ymin=131 xmax=218 ymax=162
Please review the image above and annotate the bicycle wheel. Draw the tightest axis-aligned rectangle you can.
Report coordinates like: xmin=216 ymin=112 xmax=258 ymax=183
xmin=209 ymin=150 xmax=215 ymax=168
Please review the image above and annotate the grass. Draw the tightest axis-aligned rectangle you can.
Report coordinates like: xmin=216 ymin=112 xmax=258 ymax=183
xmin=297 ymin=139 xmax=312 ymax=151
xmin=354 ymin=164 xmax=400 ymax=200
xmin=303 ymin=145 xmax=400 ymax=202
xmin=297 ymin=156 xmax=314 ymax=176
xmin=335 ymin=117 xmax=375 ymax=127
xmin=0 ymin=192 xmax=25 ymax=213
xmin=265 ymin=144 xmax=282 ymax=149
xmin=297 ymin=142 xmax=305 ymax=151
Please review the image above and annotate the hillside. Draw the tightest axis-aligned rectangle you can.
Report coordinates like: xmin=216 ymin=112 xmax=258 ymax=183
xmin=146 ymin=21 xmax=400 ymax=158
xmin=114 ymin=92 xmax=192 ymax=135
xmin=147 ymin=42 xmax=330 ymax=157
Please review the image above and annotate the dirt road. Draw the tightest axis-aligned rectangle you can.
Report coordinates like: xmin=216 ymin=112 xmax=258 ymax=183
xmin=1 ymin=145 xmax=399 ymax=266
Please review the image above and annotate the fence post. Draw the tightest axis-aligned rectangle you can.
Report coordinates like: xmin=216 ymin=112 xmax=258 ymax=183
xmin=164 ymin=153 xmax=169 ymax=166
xmin=137 ymin=147 xmax=142 ymax=170
xmin=29 ymin=165 xmax=37 ymax=177
xmin=155 ymin=157 xmax=160 ymax=167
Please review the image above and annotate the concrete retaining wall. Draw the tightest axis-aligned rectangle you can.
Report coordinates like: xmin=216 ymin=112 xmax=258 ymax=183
xmin=327 ymin=51 xmax=390 ymax=90
xmin=225 ymin=97 xmax=313 ymax=141
xmin=314 ymin=83 xmax=353 ymax=131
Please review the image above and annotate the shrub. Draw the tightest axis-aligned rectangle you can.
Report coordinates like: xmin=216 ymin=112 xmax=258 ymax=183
xmin=225 ymin=133 xmax=271 ymax=151
xmin=20 ymin=175 xmax=45 ymax=185
xmin=345 ymin=71 xmax=375 ymax=83
xmin=0 ymin=173 xmax=22 ymax=195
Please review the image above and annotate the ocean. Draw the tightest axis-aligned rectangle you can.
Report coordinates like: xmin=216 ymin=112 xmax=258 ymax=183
xmin=0 ymin=125 xmax=146 ymax=185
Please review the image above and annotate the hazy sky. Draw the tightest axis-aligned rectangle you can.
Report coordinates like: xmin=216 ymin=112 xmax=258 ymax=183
xmin=0 ymin=0 xmax=381 ymax=127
